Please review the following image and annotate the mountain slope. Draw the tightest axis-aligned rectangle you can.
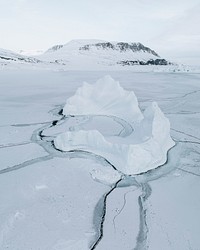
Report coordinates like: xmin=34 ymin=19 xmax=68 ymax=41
xmin=0 ymin=48 xmax=41 ymax=65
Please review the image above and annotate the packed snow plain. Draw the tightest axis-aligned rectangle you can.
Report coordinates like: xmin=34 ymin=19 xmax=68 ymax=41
xmin=0 ymin=68 xmax=200 ymax=250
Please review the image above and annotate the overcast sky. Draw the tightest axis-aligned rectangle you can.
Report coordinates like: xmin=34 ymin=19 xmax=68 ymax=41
xmin=0 ymin=0 xmax=199 ymax=64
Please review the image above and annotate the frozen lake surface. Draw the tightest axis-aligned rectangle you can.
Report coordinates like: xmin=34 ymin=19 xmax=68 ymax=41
xmin=0 ymin=69 xmax=200 ymax=249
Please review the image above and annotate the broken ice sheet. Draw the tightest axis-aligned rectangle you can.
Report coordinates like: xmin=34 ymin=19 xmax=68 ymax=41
xmin=0 ymin=157 xmax=113 ymax=250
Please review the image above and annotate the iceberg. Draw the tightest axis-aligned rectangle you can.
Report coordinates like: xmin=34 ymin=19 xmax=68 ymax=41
xmin=55 ymin=76 xmax=175 ymax=175
xmin=63 ymin=75 xmax=144 ymax=124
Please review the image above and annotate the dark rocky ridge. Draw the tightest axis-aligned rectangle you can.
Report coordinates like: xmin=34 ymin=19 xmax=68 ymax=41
xmin=119 ymin=59 xmax=171 ymax=66
xmin=79 ymin=42 xmax=159 ymax=57
xmin=46 ymin=45 xmax=64 ymax=53
xmin=0 ymin=55 xmax=41 ymax=63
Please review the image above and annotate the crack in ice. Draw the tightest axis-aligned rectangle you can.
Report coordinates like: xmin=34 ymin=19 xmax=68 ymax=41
xmin=112 ymin=188 xmax=138 ymax=232
xmin=177 ymin=168 xmax=200 ymax=177
xmin=134 ymin=183 xmax=151 ymax=250
xmin=0 ymin=141 xmax=32 ymax=149
xmin=0 ymin=155 xmax=53 ymax=175
xmin=171 ymin=128 xmax=200 ymax=141
xmin=90 ymin=178 xmax=123 ymax=250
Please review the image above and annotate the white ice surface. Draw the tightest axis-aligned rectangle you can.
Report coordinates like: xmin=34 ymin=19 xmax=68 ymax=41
xmin=0 ymin=124 xmax=43 ymax=145
xmin=147 ymin=172 xmax=200 ymax=250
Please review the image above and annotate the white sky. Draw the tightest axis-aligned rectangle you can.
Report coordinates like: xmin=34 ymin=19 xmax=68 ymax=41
xmin=0 ymin=0 xmax=200 ymax=65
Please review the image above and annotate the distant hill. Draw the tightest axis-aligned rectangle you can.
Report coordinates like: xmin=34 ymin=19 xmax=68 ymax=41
xmin=37 ymin=39 xmax=171 ymax=68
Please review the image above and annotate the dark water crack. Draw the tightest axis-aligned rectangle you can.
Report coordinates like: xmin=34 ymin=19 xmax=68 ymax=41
xmin=139 ymin=89 xmax=200 ymax=104
xmin=171 ymin=128 xmax=200 ymax=142
xmin=166 ymin=111 xmax=200 ymax=115
xmin=133 ymin=183 xmax=151 ymax=250
xmin=181 ymin=89 xmax=200 ymax=98
xmin=0 ymin=141 xmax=32 ymax=148
xmin=0 ymin=155 xmax=53 ymax=175
xmin=173 ymin=139 xmax=200 ymax=145
xmin=90 ymin=178 xmax=123 ymax=250
xmin=177 ymin=168 xmax=200 ymax=177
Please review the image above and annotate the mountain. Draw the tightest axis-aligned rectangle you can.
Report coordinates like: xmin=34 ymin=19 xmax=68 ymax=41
xmin=0 ymin=40 xmax=171 ymax=69
xmin=0 ymin=48 xmax=41 ymax=65
xmin=37 ymin=39 xmax=170 ymax=68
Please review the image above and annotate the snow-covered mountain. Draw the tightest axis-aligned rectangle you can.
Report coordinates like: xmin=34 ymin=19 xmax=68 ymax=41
xmin=37 ymin=39 xmax=170 ymax=68
xmin=0 ymin=48 xmax=41 ymax=65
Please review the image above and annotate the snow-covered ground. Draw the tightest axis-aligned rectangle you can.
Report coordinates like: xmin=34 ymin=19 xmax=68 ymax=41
xmin=0 ymin=69 xmax=200 ymax=250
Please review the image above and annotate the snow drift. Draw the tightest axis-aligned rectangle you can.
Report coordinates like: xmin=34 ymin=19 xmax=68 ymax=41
xmin=55 ymin=76 xmax=175 ymax=175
